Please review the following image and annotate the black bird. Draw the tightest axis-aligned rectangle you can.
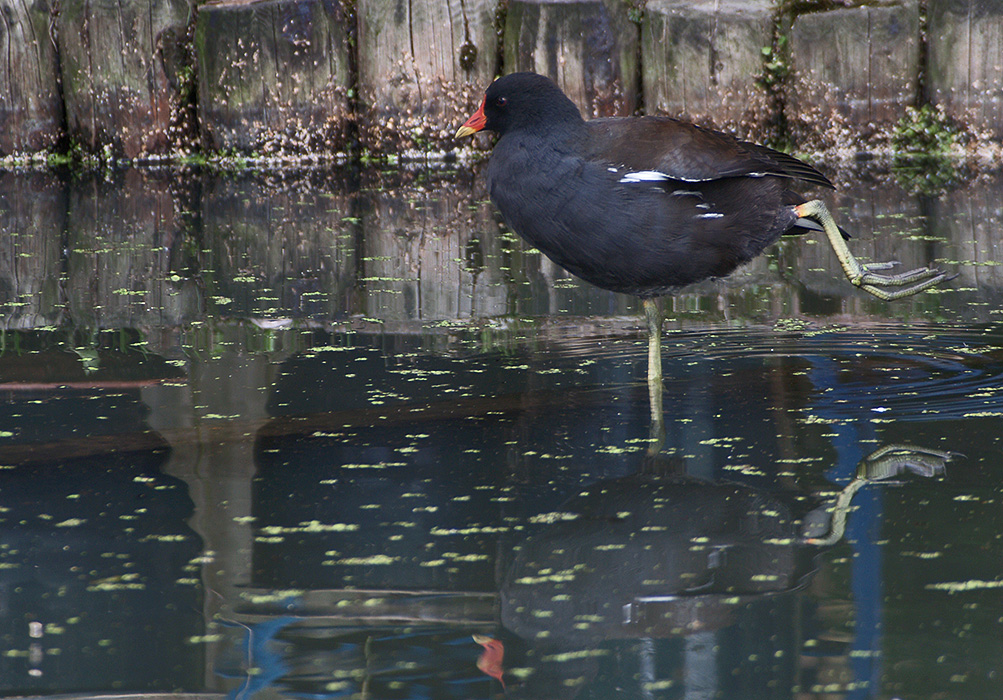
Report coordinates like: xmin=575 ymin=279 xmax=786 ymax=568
xmin=456 ymin=72 xmax=949 ymax=419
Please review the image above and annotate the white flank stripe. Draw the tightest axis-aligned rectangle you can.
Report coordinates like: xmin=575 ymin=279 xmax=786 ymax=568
xmin=619 ymin=170 xmax=670 ymax=183
xmin=697 ymin=212 xmax=725 ymax=219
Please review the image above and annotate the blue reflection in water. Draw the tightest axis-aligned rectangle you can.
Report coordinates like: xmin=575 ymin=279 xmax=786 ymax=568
xmin=824 ymin=422 xmax=882 ymax=700
xmin=219 ymin=617 xmax=297 ymax=700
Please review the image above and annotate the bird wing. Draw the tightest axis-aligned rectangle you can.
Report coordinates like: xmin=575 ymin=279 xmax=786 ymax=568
xmin=585 ymin=117 xmax=833 ymax=189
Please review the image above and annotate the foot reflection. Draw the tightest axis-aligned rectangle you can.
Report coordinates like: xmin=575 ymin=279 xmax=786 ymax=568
xmin=803 ymin=444 xmax=956 ymax=546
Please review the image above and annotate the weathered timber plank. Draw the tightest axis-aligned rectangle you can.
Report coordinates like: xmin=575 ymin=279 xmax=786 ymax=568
xmin=57 ymin=0 xmax=190 ymax=158
xmin=196 ymin=0 xmax=352 ymax=155
xmin=642 ymin=0 xmax=774 ymax=138
xmin=357 ymin=0 xmax=498 ymax=153
xmin=503 ymin=0 xmax=638 ymax=118
xmin=788 ymin=2 xmax=920 ymax=151
xmin=0 ymin=0 xmax=64 ymax=155
xmin=927 ymin=0 xmax=1003 ymax=139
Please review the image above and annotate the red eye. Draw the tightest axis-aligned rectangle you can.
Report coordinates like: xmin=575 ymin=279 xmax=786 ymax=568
xmin=496 ymin=96 xmax=508 ymax=107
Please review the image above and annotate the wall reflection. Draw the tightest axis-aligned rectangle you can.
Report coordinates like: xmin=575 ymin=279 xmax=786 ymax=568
xmin=1 ymin=167 xmax=1002 ymax=699
xmin=4 ymin=167 xmax=1001 ymax=338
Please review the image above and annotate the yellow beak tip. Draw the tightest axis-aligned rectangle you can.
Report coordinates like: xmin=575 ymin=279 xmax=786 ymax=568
xmin=455 ymin=126 xmax=478 ymax=139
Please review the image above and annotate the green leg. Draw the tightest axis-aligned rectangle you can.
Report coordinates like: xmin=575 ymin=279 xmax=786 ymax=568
xmin=795 ymin=200 xmax=951 ymax=300
xmin=642 ymin=297 xmax=665 ymax=454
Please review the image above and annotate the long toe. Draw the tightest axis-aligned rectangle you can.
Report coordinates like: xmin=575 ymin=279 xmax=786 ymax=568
xmin=861 ymin=261 xmax=900 ymax=272
xmin=859 ymin=265 xmax=942 ymax=287
xmin=860 ymin=269 xmax=952 ymax=300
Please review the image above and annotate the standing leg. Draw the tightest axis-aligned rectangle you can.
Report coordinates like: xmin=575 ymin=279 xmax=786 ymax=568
xmin=643 ymin=297 xmax=665 ymax=454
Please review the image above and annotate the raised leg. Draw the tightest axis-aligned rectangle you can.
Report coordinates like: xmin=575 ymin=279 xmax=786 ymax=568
xmin=794 ymin=200 xmax=952 ymax=300
xmin=642 ymin=297 xmax=665 ymax=454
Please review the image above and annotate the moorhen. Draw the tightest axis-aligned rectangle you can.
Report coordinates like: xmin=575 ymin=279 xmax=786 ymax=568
xmin=456 ymin=72 xmax=949 ymax=419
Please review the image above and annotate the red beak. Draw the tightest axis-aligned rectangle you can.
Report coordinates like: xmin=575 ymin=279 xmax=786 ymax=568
xmin=456 ymin=98 xmax=487 ymax=138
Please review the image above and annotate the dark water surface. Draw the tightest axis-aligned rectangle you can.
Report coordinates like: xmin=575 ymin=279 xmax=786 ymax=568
xmin=1 ymin=165 xmax=1001 ymax=700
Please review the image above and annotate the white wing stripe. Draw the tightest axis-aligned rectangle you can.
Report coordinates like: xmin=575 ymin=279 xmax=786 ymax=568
xmin=619 ymin=170 xmax=715 ymax=184
xmin=619 ymin=170 xmax=670 ymax=183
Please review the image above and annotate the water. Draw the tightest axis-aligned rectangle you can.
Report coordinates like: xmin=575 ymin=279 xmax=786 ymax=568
xmin=1 ymin=164 xmax=1002 ymax=700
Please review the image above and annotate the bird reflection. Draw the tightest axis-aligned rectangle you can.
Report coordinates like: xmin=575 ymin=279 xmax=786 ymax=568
xmin=493 ymin=444 xmax=954 ymax=697
xmin=219 ymin=437 xmax=954 ymax=697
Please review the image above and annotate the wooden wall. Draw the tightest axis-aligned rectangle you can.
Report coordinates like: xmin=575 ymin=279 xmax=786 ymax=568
xmin=1 ymin=0 xmax=1001 ymax=160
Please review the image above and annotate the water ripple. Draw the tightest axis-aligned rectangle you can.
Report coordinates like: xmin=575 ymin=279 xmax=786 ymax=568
xmin=657 ymin=322 xmax=1003 ymax=422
